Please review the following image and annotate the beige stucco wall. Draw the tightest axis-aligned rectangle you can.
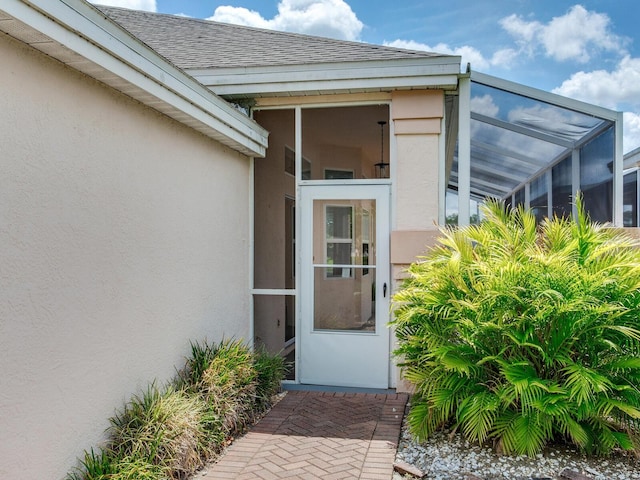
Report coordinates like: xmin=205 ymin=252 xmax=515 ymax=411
xmin=390 ymin=90 xmax=445 ymax=392
xmin=0 ymin=35 xmax=252 ymax=479
xmin=391 ymin=90 xmax=444 ymax=289
xmin=392 ymin=90 xmax=442 ymax=229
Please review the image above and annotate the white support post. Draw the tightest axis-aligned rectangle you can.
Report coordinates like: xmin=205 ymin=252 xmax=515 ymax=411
xmin=458 ymin=75 xmax=471 ymax=227
xmin=294 ymin=106 xmax=302 ymax=383
xmin=613 ymin=112 xmax=624 ymax=226
xmin=546 ymin=170 xmax=553 ymax=219
xmin=248 ymin=157 xmax=255 ymax=350
xmin=438 ymin=115 xmax=446 ymax=226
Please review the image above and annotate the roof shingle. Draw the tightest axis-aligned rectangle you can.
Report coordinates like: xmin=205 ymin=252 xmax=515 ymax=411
xmin=98 ymin=5 xmax=446 ymax=70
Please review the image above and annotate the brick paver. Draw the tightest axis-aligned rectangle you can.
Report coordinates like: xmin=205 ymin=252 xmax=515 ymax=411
xmin=199 ymin=390 xmax=409 ymax=480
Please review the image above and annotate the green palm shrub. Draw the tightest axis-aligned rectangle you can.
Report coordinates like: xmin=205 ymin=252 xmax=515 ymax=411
xmin=392 ymin=197 xmax=640 ymax=456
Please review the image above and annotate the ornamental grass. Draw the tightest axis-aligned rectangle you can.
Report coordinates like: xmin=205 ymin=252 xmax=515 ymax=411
xmin=68 ymin=339 xmax=287 ymax=480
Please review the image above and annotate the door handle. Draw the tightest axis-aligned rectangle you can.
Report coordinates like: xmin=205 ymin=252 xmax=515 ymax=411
xmin=383 ymin=282 xmax=387 ymax=298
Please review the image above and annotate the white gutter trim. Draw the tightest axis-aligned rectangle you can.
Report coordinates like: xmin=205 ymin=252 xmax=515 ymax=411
xmin=206 ymin=75 xmax=460 ymax=98
xmin=2 ymin=0 xmax=268 ymax=157
xmin=189 ymin=58 xmax=461 ymax=97
xmin=188 ymin=57 xmax=461 ymax=80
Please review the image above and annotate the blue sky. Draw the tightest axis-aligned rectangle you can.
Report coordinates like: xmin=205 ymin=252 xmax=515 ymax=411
xmin=94 ymin=0 xmax=640 ymax=153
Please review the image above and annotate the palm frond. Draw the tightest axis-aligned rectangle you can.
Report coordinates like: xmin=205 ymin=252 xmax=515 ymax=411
xmin=394 ymin=192 xmax=640 ymax=457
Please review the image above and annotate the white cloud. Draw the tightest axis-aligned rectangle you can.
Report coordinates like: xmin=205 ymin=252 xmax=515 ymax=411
xmin=387 ymin=5 xmax=627 ymax=73
xmin=552 ymin=56 xmax=640 ymax=109
xmin=500 ymin=5 xmax=624 ymax=63
xmin=211 ymin=6 xmax=271 ymax=29
xmin=384 ymin=39 xmax=491 ymax=71
xmin=209 ymin=0 xmax=363 ymax=41
xmin=470 ymin=94 xmax=499 ymax=117
xmin=89 ymin=0 xmax=156 ymax=11
xmin=489 ymin=48 xmax=519 ymax=67
xmin=385 ymin=40 xmax=519 ymax=72
xmin=624 ymin=112 xmax=640 ymax=153
xmin=552 ymin=56 xmax=640 ymax=154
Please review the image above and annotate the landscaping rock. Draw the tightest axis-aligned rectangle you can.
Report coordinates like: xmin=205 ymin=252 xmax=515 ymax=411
xmin=559 ymin=469 xmax=595 ymax=480
xmin=393 ymin=460 xmax=425 ymax=478
xmin=393 ymin=427 xmax=640 ymax=480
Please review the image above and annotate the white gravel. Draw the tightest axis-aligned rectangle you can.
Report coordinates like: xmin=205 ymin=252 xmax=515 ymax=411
xmin=394 ymin=425 xmax=640 ymax=480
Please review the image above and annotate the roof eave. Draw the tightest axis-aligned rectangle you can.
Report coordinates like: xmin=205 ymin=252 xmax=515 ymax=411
xmin=0 ymin=0 xmax=268 ymax=157
xmin=187 ymin=57 xmax=461 ymax=98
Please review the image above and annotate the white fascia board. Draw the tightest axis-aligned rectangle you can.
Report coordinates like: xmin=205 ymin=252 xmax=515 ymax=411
xmin=188 ymin=58 xmax=461 ymax=97
xmin=209 ymin=75 xmax=461 ymax=97
xmin=3 ymin=0 xmax=268 ymax=157
xmin=472 ymin=71 xmax=620 ymax=122
xmin=624 ymin=149 xmax=640 ymax=169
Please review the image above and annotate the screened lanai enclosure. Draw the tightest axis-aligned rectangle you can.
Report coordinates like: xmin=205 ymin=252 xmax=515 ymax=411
xmin=248 ymin=72 xmax=622 ymax=386
xmin=449 ymin=72 xmax=623 ymax=226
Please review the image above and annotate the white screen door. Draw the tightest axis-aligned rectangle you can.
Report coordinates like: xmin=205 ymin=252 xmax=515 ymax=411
xmin=299 ymin=184 xmax=390 ymax=388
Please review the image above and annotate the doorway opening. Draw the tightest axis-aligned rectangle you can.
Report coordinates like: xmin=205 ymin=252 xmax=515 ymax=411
xmin=252 ymin=104 xmax=390 ymax=387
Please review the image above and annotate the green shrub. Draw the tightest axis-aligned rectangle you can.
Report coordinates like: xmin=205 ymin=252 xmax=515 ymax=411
xmin=68 ymin=338 xmax=286 ymax=480
xmin=184 ymin=339 xmax=258 ymax=436
xmin=253 ymin=347 xmax=288 ymax=410
xmin=108 ymin=383 xmax=210 ymax=478
xmin=392 ymin=196 xmax=640 ymax=456
xmin=67 ymin=448 xmax=167 ymax=480
xmin=67 ymin=449 xmax=118 ymax=480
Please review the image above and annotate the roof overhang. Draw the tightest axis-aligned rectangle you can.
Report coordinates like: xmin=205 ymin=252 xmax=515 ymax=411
xmin=624 ymin=146 xmax=640 ymax=169
xmin=0 ymin=0 xmax=268 ymax=157
xmin=187 ymin=57 xmax=461 ymax=98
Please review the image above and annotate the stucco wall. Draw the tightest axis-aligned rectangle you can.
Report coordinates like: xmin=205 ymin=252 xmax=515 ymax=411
xmin=0 ymin=35 xmax=251 ymax=479
xmin=390 ymin=90 xmax=445 ymax=392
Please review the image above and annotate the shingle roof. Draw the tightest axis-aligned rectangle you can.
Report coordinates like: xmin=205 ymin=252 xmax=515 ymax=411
xmin=97 ymin=5 xmax=446 ymax=70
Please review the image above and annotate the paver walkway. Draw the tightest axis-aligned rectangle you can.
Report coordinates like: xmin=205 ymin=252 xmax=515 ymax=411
xmin=200 ymin=390 xmax=409 ymax=480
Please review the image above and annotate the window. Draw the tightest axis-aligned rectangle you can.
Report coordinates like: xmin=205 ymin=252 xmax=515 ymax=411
xmin=514 ymin=188 xmax=525 ymax=209
xmin=324 ymin=169 xmax=354 ymax=180
xmin=325 ymin=205 xmax=353 ymax=278
xmin=530 ymin=174 xmax=548 ymax=223
xmin=581 ymin=126 xmax=613 ymax=223
xmin=624 ymin=171 xmax=638 ymax=227
xmin=552 ymin=157 xmax=572 ymax=219
xmin=362 ymin=210 xmax=370 ymax=275
xmin=284 ymin=146 xmax=311 ymax=179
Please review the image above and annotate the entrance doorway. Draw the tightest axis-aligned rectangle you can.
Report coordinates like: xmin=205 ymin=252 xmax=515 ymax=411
xmin=252 ymin=105 xmax=391 ymax=388
xmin=299 ymin=184 xmax=390 ymax=388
